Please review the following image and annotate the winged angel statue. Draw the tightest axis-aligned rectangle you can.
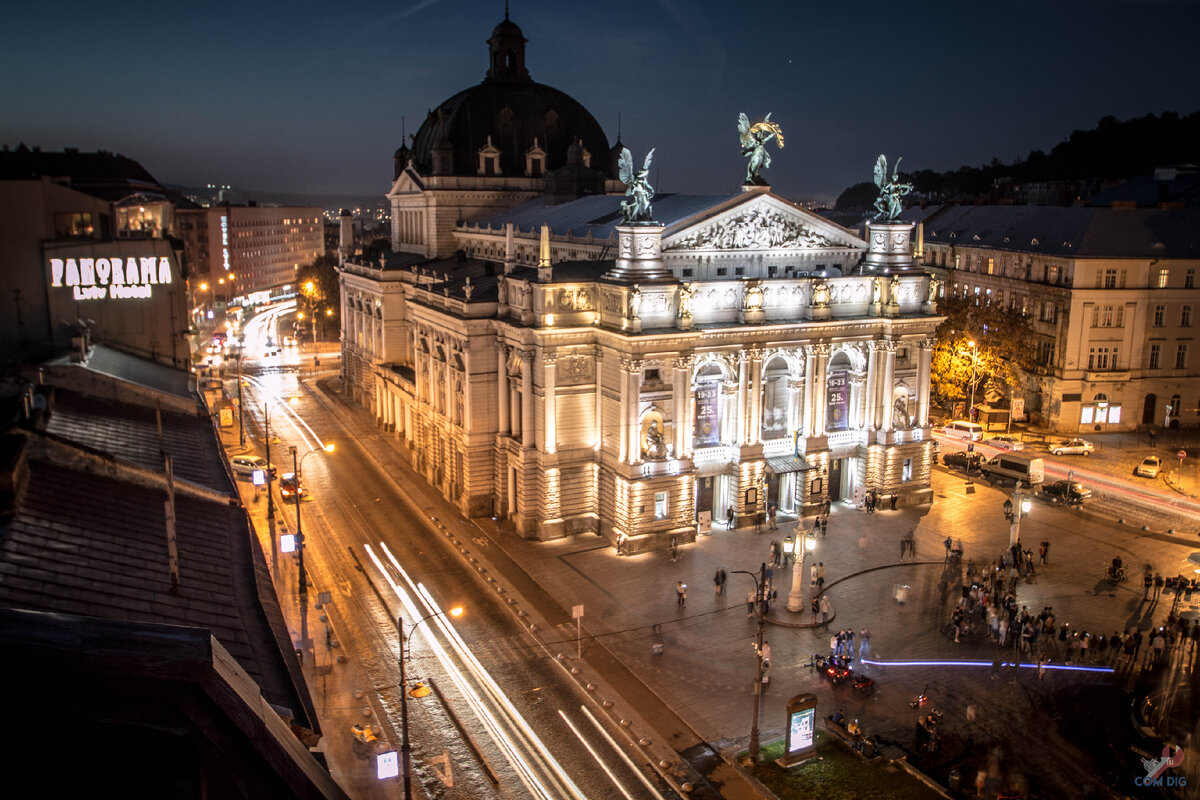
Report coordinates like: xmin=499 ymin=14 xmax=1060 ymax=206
xmin=872 ymin=154 xmax=913 ymax=222
xmin=738 ymin=113 xmax=784 ymax=185
xmin=618 ymin=147 xmax=655 ymax=224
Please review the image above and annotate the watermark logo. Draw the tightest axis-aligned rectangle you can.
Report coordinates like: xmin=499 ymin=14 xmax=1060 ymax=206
xmin=1135 ymin=745 xmax=1186 ymax=787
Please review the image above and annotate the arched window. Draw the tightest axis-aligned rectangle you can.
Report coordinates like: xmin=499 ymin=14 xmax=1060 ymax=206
xmin=760 ymin=356 xmax=791 ymax=440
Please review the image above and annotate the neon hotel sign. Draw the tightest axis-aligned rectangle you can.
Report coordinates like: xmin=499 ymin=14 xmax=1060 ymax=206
xmin=49 ymin=256 xmax=173 ymax=300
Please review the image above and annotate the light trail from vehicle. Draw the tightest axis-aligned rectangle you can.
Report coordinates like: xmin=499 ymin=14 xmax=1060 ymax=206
xmin=557 ymin=709 xmax=638 ymax=800
xmin=364 ymin=542 xmax=591 ymax=800
xmin=578 ymin=705 xmax=661 ymax=797
xmin=861 ymin=658 xmax=1113 ymax=673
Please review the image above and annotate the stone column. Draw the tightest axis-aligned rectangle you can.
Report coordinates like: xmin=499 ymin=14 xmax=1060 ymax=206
xmin=543 ymin=349 xmax=557 ymax=454
xmin=748 ymin=348 xmax=763 ymax=445
xmin=737 ymin=354 xmax=750 ymax=445
xmin=620 ymin=359 xmax=644 ymax=463
xmin=850 ymin=375 xmax=866 ymax=429
xmin=812 ymin=344 xmax=830 ymax=437
xmin=880 ymin=341 xmax=897 ymax=431
xmin=916 ymin=338 xmax=934 ymax=427
xmin=864 ymin=341 xmax=880 ymax=430
xmin=593 ymin=348 xmax=604 ymax=451
xmin=673 ymin=356 xmax=691 ymax=456
xmin=802 ymin=347 xmax=815 ymax=437
xmin=521 ymin=350 xmax=534 ymax=447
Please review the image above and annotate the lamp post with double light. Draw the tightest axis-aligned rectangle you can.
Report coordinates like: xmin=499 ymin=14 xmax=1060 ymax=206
xmin=732 ymin=562 xmax=768 ymax=764
xmin=399 ymin=606 xmax=463 ymax=800
xmin=290 ymin=442 xmax=334 ymax=595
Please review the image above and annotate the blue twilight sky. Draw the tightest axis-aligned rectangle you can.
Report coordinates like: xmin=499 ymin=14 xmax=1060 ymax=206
xmin=3 ymin=0 xmax=1198 ymax=203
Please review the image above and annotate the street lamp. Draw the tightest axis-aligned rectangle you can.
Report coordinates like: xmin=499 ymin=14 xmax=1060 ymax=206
xmin=290 ymin=442 xmax=335 ymax=595
xmin=399 ymin=606 xmax=464 ymax=800
xmin=732 ymin=562 xmax=768 ymax=764
xmin=785 ymin=530 xmax=818 ymax=613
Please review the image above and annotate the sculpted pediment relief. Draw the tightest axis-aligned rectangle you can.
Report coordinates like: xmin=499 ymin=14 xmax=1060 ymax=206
xmin=664 ymin=196 xmax=862 ymax=253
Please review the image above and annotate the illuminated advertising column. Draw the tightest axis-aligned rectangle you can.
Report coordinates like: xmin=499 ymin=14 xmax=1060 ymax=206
xmin=778 ymin=693 xmax=818 ymax=767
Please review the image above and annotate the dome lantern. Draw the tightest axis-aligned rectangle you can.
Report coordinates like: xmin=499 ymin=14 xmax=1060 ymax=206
xmin=487 ymin=14 xmax=530 ymax=82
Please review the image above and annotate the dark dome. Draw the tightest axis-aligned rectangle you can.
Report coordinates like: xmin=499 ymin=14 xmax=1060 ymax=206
xmin=410 ymin=82 xmax=612 ymax=179
xmin=405 ymin=16 xmax=612 ymax=180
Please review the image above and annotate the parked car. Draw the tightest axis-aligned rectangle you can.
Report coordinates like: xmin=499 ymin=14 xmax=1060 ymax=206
xmin=942 ymin=451 xmax=984 ymax=472
xmin=942 ymin=420 xmax=984 ymax=441
xmin=279 ymin=472 xmax=307 ymax=499
xmin=1135 ymin=455 xmax=1164 ymax=478
xmin=986 ymin=434 xmax=1024 ymax=451
xmin=230 ymin=455 xmax=276 ymax=479
xmin=1041 ymin=479 xmax=1092 ymax=505
xmin=1051 ymin=438 xmax=1095 ymax=456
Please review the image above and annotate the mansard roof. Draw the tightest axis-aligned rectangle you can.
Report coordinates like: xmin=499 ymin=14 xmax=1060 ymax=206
xmin=466 ymin=193 xmax=736 ymax=239
xmin=921 ymin=204 xmax=1200 ymax=259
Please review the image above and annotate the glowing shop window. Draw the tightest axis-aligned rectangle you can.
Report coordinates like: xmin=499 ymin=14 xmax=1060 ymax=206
xmin=654 ymin=491 xmax=668 ymax=520
xmin=1080 ymin=406 xmax=1095 ymax=425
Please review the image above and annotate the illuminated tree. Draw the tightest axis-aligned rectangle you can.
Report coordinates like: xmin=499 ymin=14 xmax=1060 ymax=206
xmin=931 ymin=295 xmax=1039 ymax=414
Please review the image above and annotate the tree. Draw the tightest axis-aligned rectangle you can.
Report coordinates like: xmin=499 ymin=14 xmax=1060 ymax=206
xmin=297 ymin=254 xmax=339 ymax=342
xmin=930 ymin=295 xmax=1040 ymax=415
xmin=834 ymin=181 xmax=879 ymax=213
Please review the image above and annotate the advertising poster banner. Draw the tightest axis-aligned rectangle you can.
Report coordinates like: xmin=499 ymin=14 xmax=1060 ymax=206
xmin=826 ymin=372 xmax=849 ymax=432
xmin=694 ymin=383 xmax=720 ymax=446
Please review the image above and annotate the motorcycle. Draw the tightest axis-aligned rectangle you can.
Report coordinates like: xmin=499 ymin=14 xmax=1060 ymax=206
xmin=910 ymin=683 xmax=930 ymax=709
xmin=851 ymin=673 xmax=875 ymax=694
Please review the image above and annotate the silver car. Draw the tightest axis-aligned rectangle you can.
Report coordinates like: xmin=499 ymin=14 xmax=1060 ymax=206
xmin=1051 ymin=438 xmax=1094 ymax=456
xmin=230 ymin=455 xmax=276 ymax=478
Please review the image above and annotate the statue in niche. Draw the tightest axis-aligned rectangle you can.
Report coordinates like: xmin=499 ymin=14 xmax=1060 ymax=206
xmin=871 ymin=276 xmax=882 ymax=304
xmin=497 ymin=275 xmax=508 ymax=305
xmin=926 ymin=276 xmax=941 ymax=304
xmin=618 ymin=147 xmax=656 ymax=224
xmin=677 ymin=282 xmax=694 ymax=318
xmin=643 ymin=419 xmax=668 ymax=460
xmin=872 ymin=154 xmax=914 ymax=222
xmin=629 ymin=284 xmax=642 ymax=319
xmin=888 ymin=274 xmax=902 ymax=305
xmin=738 ymin=113 xmax=784 ymax=185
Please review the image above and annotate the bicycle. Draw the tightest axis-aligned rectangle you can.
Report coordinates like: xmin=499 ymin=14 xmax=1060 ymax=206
xmin=1104 ymin=564 xmax=1127 ymax=584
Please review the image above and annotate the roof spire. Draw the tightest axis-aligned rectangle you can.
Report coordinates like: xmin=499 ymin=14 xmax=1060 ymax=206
xmin=505 ymin=1 xmax=509 ymax=20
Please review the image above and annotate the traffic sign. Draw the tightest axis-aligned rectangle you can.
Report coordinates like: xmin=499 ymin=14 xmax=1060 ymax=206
xmin=1179 ymin=450 xmax=1187 ymax=460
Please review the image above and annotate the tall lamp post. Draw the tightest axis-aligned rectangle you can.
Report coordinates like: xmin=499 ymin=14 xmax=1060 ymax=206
xmin=785 ymin=530 xmax=818 ymax=612
xmin=290 ymin=442 xmax=335 ymax=595
xmin=399 ymin=606 xmax=464 ymax=800
xmin=732 ymin=562 xmax=768 ymax=764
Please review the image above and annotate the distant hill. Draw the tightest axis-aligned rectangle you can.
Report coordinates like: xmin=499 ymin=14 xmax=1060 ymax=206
xmin=836 ymin=111 xmax=1200 ymax=211
xmin=165 ymin=184 xmax=386 ymax=213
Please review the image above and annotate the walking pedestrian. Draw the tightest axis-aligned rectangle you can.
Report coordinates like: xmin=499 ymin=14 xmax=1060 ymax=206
xmin=823 ymin=497 xmax=831 ymax=517
xmin=676 ymin=581 xmax=687 ymax=607
xmin=616 ymin=532 xmax=626 ymax=555
xmin=858 ymin=628 xmax=871 ymax=662
xmin=820 ymin=516 xmax=828 ymax=538
xmin=899 ymin=535 xmax=906 ymax=560
xmin=820 ymin=594 xmax=832 ymax=625
xmin=895 ymin=583 xmax=908 ymax=612
xmin=1040 ymin=540 xmax=1050 ymax=565
xmin=714 ymin=568 xmax=727 ymax=596
xmin=811 ymin=597 xmax=819 ymax=624
xmin=817 ymin=562 xmax=826 ymax=592
xmin=1154 ymin=573 xmax=1165 ymax=600
xmin=670 ymin=535 xmax=679 ymax=562
xmin=747 ymin=589 xmax=756 ymax=616
xmin=727 ymin=507 xmax=735 ymax=529
xmin=1144 ymin=571 xmax=1154 ymax=599
xmin=810 ymin=561 xmax=818 ymax=590
xmin=889 ymin=492 xmax=898 ymax=511
xmin=768 ymin=504 xmax=777 ymax=530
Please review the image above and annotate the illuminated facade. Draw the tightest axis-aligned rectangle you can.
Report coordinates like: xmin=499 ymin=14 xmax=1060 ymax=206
xmin=341 ymin=13 xmax=941 ymax=547
xmin=342 ymin=189 xmax=943 ymax=545
xmin=920 ymin=205 xmax=1200 ymax=431
xmin=176 ymin=204 xmax=325 ymax=296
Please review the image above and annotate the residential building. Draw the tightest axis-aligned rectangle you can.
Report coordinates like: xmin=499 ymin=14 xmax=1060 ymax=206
xmin=920 ymin=204 xmax=1200 ymax=431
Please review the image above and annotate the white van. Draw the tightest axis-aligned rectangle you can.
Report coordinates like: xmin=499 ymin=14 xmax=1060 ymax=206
xmin=981 ymin=454 xmax=1045 ymax=486
xmin=943 ymin=420 xmax=984 ymax=441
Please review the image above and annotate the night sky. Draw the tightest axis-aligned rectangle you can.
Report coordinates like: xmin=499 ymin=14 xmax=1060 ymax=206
xmin=4 ymin=0 xmax=1199 ymax=203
